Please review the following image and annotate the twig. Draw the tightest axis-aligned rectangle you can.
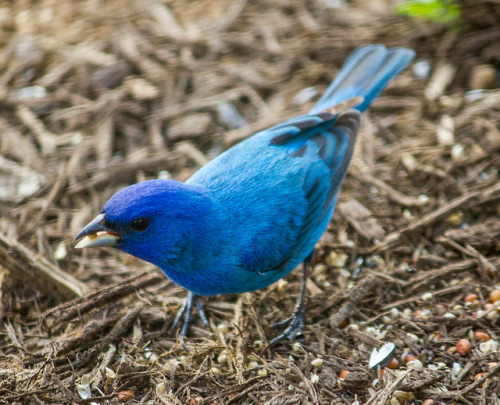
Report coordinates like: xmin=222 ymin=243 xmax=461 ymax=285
xmin=377 ymin=182 xmax=500 ymax=250
xmin=329 ymin=275 xmax=379 ymax=328
xmin=42 ymin=272 xmax=163 ymax=327
xmin=0 ymin=231 xmax=87 ymax=300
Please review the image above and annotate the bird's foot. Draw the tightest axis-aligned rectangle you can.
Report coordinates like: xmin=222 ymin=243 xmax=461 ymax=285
xmin=269 ymin=304 xmax=306 ymax=345
xmin=171 ymin=291 xmax=209 ymax=340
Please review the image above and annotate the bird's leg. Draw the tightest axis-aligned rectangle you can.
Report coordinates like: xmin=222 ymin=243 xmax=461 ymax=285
xmin=270 ymin=252 xmax=313 ymax=345
xmin=171 ymin=291 xmax=209 ymax=338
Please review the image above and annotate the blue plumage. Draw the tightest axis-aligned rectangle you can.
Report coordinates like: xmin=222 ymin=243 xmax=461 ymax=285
xmin=75 ymin=44 xmax=414 ymax=342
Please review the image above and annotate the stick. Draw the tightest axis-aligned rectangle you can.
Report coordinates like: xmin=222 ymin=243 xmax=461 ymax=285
xmin=0 ymin=231 xmax=87 ymax=300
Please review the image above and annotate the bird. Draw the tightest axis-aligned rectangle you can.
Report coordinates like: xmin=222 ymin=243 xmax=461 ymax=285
xmin=74 ymin=44 xmax=414 ymax=344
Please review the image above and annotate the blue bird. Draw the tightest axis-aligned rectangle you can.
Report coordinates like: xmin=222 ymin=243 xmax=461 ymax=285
xmin=75 ymin=45 xmax=414 ymax=344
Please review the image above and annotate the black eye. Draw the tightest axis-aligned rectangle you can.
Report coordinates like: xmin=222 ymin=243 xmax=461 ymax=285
xmin=131 ymin=217 xmax=150 ymax=232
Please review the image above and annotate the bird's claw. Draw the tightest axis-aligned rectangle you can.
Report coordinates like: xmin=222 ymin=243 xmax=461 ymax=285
xmin=269 ymin=305 xmax=306 ymax=345
xmin=171 ymin=291 xmax=209 ymax=339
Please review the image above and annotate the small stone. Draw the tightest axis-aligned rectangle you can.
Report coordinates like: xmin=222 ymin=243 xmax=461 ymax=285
xmin=258 ymin=368 xmax=268 ymax=377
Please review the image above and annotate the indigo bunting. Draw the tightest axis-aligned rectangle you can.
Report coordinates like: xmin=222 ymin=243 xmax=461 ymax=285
xmin=75 ymin=45 xmax=414 ymax=343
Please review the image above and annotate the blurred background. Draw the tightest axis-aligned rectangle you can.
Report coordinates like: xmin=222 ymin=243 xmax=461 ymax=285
xmin=0 ymin=0 xmax=499 ymax=403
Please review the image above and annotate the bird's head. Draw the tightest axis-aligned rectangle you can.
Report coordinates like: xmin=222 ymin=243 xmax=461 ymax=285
xmin=74 ymin=179 xmax=217 ymax=267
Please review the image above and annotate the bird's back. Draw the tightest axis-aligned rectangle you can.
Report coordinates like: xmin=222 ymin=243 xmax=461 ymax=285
xmin=187 ymin=45 xmax=414 ymax=291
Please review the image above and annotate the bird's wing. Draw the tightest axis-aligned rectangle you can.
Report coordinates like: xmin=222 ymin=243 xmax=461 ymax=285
xmin=188 ymin=109 xmax=360 ymax=274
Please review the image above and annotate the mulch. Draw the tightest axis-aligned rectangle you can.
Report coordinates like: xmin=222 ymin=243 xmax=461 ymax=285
xmin=0 ymin=0 xmax=499 ymax=404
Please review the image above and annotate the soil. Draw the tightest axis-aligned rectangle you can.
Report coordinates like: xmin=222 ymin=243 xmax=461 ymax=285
xmin=0 ymin=0 xmax=499 ymax=404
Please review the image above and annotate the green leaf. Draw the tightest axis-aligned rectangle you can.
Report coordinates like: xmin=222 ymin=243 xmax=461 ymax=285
xmin=396 ymin=0 xmax=460 ymax=23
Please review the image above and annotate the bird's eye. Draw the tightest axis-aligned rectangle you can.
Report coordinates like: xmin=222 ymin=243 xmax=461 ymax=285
xmin=131 ymin=217 xmax=150 ymax=232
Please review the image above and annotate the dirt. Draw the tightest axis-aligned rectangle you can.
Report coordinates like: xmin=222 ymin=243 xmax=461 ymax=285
xmin=0 ymin=0 xmax=499 ymax=404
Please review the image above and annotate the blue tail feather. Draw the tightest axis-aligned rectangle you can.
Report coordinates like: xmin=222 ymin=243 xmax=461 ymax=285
xmin=309 ymin=45 xmax=415 ymax=114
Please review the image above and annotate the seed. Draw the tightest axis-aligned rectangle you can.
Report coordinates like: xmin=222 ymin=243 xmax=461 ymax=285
xmin=456 ymin=339 xmax=471 ymax=356
xmin=393 ymin=391 xmax=414 ymax=401
xmin=422 ymin=400 xmax=434 ymax=405
xmin=474 ymin=372 xmax=488 ymax=386
xmin=339 ymin=370 xmax=350 ymax=379
xmin=479 ymin=339 xmax=499 ymax=354
xmin=310 ymin=373 xmax=319 ymax=384
xmin=247 ymin=361 xmax=259 ymax=369
xmin=489 ymin=290 xmax=500 ymax=303
xmin=218 ymin=323 xmax=229 ymax=334
xmin=338 ymin=318 xmax=348 ymax=329
xmin=464 ymin=293 xmax=478 ymax=303
xmin=474 ymin=331 xmax=490 ymax=342
xmin=258 ymin=369 xmax=268 ymax=377
xmin=311 ymin=358 xmax=323 ymax=367
xmin=387 ymin=358 xmax=399 ymax=369
xmin=118 ymin=390 xmax=134 ymax=401
xmin=421 ymin=292 xmax=433 ymax=301
xmin=403 ymin=353 xmax=417 ymax=363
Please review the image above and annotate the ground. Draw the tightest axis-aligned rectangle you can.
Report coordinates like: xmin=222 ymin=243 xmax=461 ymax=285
xmin=0 ymin=0 xmax=499 ymax=404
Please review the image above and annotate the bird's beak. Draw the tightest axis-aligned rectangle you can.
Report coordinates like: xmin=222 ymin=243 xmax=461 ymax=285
xmin=73 ymin=213 xmax=121 ymax=249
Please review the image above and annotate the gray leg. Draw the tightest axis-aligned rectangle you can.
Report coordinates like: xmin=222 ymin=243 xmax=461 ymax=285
xmin=270 ymin=252 xmax=313 ymax=345
xmin=171 ymin=291 xmax=209 ymax=338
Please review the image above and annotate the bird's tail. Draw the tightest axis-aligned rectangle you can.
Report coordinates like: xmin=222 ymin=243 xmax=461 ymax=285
xmin=309 ymin=45 xmax=415 ymax=115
